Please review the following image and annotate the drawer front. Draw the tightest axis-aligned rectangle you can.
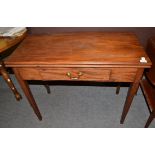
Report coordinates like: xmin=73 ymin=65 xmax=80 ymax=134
xmin=40 ymin=68 xmax=111 ymax=81
xmin=18 ymin=68 xmax=42 ymax=80
xmin=17 ymin=67 xmax=137 ymax=82
xmin=110 ymin=68 xmax=137 ymax=82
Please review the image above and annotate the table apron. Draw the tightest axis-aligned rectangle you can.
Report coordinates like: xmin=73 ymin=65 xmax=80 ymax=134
xmin=14 ymin=67 xmax=138 ymax=82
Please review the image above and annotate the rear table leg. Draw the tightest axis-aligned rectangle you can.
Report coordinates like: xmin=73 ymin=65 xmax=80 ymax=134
xmin=44 ymin=83 xmax=51 ymax=94
xmin=116 ymin=83 xmax=121 ymax=95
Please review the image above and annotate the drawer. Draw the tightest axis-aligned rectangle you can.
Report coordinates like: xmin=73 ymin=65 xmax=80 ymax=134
xmin=18 ymin=67 xmax=111 ymax=81
xmin=40 ymin=68 xmax=111 ymax=81
xmin=17 ymin=67 xmax=137 ymax=82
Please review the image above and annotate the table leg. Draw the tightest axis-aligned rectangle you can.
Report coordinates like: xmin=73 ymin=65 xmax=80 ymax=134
xmin=0 ymin=61 xmax=22 ymax=101
xmin=13 ymin=68 xmax=42 ymax=120
xmin=120 ymin=68 xmax=144 ymax=124
xmin=44 ymin=84 xmax=51 ymax=94
xmin=116 ymin=83 xmax=121 ymax=95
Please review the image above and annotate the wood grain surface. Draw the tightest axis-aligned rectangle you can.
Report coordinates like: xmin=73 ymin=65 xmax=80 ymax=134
xmin=16 ymin=67 xmax=137 ymax=82
xmin=5 ymin=32 xmax=151 ymax=68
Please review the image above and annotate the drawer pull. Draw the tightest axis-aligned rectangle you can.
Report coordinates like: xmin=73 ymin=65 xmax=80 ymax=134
xmin=66 ymin=72 xmax=83 ymax=80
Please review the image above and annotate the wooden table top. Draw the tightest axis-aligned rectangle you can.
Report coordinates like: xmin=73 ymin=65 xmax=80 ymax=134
xmin=5 ymin=32 xmax=151 ymax=68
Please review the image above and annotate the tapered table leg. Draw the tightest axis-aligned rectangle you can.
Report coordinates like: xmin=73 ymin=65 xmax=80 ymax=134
xmin=0 ymin=61 xmax=22 ymax=101
xmin=13 ymin=68 xmax=42 ymax=120
xmin=120 ymin=69 xmax=144 ymax=124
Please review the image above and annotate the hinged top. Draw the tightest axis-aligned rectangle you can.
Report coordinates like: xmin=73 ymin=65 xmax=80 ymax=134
xmin=5 ymin=32 xmax=151 ymax=68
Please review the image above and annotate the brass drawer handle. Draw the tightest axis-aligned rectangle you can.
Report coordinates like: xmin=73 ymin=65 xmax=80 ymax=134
xmin=66 ymin=72 xmax=83 ymax=80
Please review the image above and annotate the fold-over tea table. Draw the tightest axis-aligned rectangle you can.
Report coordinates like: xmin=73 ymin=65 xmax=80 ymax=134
xmin=5 ymin=32 xmax=151 ymax=123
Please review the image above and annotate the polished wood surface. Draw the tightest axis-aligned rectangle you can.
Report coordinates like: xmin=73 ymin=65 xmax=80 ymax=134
xmin=4 ymin=32 xmax=152 ymax=123
xmin=16 ymin=67 xmax=137 ymax=82
xmin=6 ymin=32 xmax=151 ymax=67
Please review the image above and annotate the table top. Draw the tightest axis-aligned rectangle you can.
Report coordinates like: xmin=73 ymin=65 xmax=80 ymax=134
xmin=5 ymin=32 xmax=151 ymax=68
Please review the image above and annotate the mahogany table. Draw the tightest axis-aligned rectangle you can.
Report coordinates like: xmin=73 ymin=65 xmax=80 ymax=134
xmin=5 ymin=32 xmax=152 ymax=123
